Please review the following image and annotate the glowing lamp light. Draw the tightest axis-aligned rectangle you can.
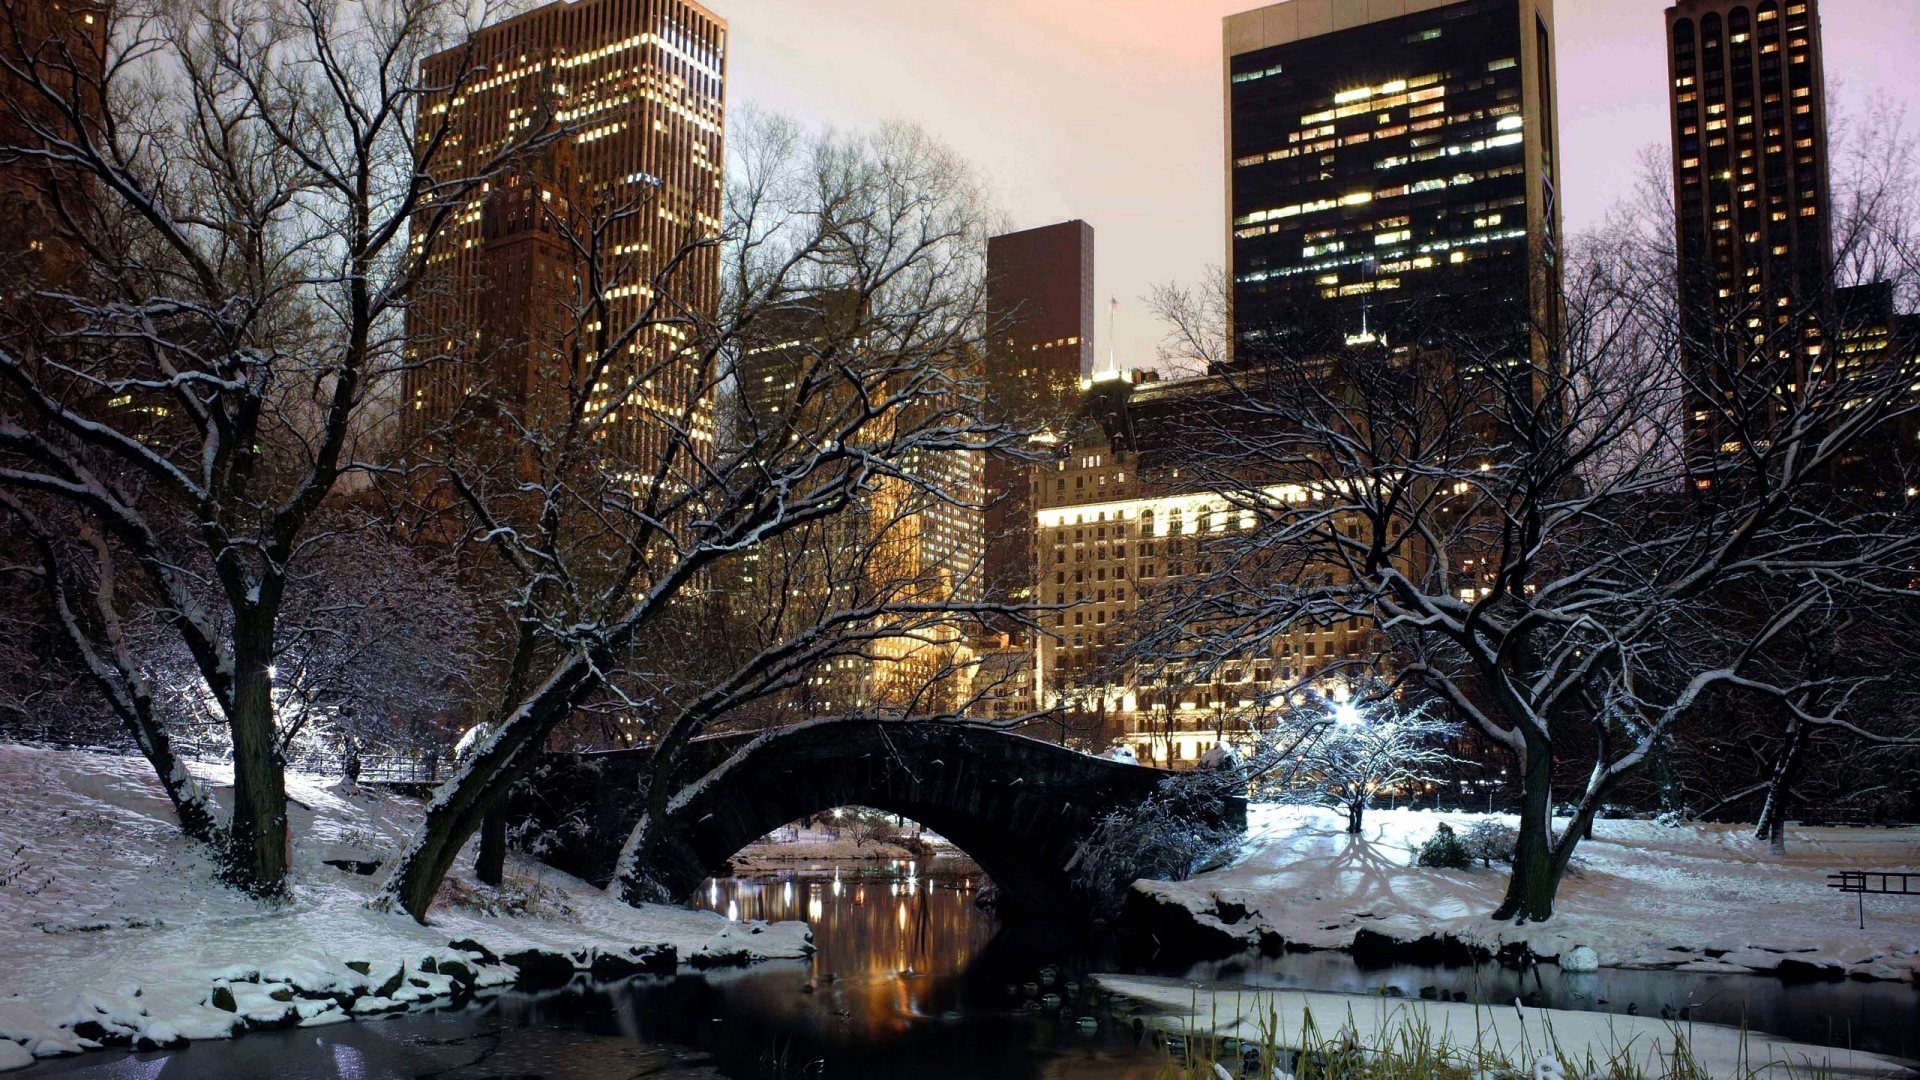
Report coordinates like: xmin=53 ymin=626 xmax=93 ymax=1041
xmin=1334 ymin=701 xmax=1363 ymax=727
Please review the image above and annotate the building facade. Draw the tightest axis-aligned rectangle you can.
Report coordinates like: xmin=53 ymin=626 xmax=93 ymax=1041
xmin=0 ymin=0 xmax=106 ymax=328
xmin=1030 ymin=374 xmax=1380 ymax=766
xmin=1666 ymin=0 xmax=1834 ymax=477
xmin=729 ymin=291 xmax=986 ymax=718
xmin=1224 ymin=0 xmax=1562 ymax=368
xmin=981 ymin=221 xmax=1097 ymax=617
xmin=405 ymin=0 xmax=728 ymax=474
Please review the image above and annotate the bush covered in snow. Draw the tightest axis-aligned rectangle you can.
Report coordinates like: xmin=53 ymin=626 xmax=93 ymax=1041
xmin=1414 ymin=823 xmax=1473 ymax=870
xmin=1067 ymin=769 xmax=1243 ymax=912
xmin=1462 ymin=819 xmax=1518 ymax=868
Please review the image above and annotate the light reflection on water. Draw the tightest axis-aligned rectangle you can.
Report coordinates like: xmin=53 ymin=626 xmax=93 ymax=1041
xmin=684 ymin=855 xmax=1021 ymax=1044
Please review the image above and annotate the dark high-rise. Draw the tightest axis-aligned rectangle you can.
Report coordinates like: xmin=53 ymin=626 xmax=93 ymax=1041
xmin=1666 ymin=0 xmax=1834 ymax=474
xmin=985 ymin=220 xmax=1096 ymax=416
xmin=0 ymin=0 xmax=107 ymax=320
xmin=1224 ymin=0 xmax=1562 ymax=366
xmin=982 ymin=220 xmax=1096 ymax=613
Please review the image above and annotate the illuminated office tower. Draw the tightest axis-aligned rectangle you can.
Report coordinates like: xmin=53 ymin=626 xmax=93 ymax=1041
xmin=1666 ymin=0 xmax=1833 ymax=476
xmin=730 ymin=290 xmax=986 ymax=715
xmin=1223 ymin=0 xmax=1562 ymax=366
xmin=405 ymin=0 xmax=727 ymax=473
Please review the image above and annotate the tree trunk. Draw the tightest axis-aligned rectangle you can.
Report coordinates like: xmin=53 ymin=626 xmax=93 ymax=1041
xmin=377 ymin=657 xmax=593 ymax=921
xmin=1346 ymin=799 xmax=1364 ymax=834
xmin=128 ymin=701 xmax=219 ymax=844
xmin=476 ymin=809 xmax=506 ymax=886
xmin=1493 ymin=740 xmax=1558 ymax=922
xmin=612 ymin=745 xmax=683 ymax=905
xmin=380 ymin=746 xmax=530 ymax=920
xmin=1756 ymin=713 xmax=1811 ymax=855
xmin=225 ymin=610 xmax=289 ymax=897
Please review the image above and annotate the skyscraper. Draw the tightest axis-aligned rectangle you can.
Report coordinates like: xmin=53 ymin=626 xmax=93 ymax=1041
xmin=1223 ymin=0 xmax=1562 ymax=366
xmin=728 ymin=289 xmax=985 ymax=716
xmin=981 ymin=220 xmax=1096 ymax=614
xmin=0 ymin=0 xmax=106 ymax=321
xmin=405 ymin=0 xmax=727 ymax=471
xmin=1666 ymin=0 xmax=1833 ymax=474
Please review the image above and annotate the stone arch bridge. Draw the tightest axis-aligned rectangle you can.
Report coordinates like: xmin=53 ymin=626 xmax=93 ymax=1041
xmin=503 ymin=720 xmax=1245 ymax=914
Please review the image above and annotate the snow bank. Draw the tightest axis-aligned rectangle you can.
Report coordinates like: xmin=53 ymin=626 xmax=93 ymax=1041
xmin=0 ymin=745 xmax=811 ymax=1066
xmin=1135 ymin=804 xmax=1920 ymax=982
xmin=1093 ymin=974 xmax=1913 ymax=1078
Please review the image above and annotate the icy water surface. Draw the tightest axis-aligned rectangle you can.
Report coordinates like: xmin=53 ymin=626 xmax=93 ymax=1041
xmin=35 ymin=853 xmax=1920 ymax=1077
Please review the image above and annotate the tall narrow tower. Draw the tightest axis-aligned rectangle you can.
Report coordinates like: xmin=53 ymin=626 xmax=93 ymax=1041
xmin=1666 ymin=0 xmax=1833 ymax=476
xmin=405 ymin=0 xmax=728 ymax=473
xmin=981 ymin=220 xmax=1096 ymax=617
xmin=1223 ymin=0 xmax=1563 ymax=368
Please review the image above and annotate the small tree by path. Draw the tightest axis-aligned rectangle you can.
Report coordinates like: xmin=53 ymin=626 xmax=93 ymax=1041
xmin=1275 ymin=689 xmax=1460 ymax=835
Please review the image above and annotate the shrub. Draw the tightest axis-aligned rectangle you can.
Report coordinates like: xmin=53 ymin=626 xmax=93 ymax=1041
xmin=1067 ymin=769 xmax=1243 ymax=912
xmin=1462 ymin=819 xmax=1518 ymax=868
xmin=1415 ymin=823 xmax=1472 ymax=870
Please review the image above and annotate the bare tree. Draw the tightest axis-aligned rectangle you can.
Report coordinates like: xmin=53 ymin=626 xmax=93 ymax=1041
xmin=1271 ymin=687 xmax=1460 ymax=834
xmin=0 ymin=0 xmax=552 ymax=893
xmin=373 ymin=117 xmax=1043 ymax=921
xmin=1134 ymin=206 xmax=1920 ymax=921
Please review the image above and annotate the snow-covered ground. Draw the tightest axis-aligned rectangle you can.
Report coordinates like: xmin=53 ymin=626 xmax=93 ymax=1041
xmin=0 ymin=744 xmax=810 ymax=1070
xmin=1139 ymin=804 xmax=1920 ymax=981
xmin=1094 ymin=974 xmax=1912 ymax=1078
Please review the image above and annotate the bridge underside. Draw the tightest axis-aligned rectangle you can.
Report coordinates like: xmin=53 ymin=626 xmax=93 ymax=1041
xmin=507 ymin=720 xmax=1245 ymax=915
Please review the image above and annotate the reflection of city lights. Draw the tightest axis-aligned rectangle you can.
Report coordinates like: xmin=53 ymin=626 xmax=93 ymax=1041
xmin=897 ymin=902 xmax=906 ymax=929
xmin=808 ymin=897 xmax=822 ymax=921
xmin=782 ymin=880 xmax=793 ymax=908
xmin=725 ymin=899 xmax=738 ymax=921
xmin=708 ymin=880 xmax=719 ymax=905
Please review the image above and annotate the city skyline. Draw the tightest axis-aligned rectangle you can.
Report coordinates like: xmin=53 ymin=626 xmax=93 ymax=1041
xmin=719 ymin=0 xmax=1918 ymax=372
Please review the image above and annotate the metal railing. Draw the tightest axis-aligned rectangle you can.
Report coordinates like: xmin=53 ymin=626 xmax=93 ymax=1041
xmin=5 ymin=734 xmax=447 ymax=786
xmin=1826 ymin=870 xmax=1918 ymax=929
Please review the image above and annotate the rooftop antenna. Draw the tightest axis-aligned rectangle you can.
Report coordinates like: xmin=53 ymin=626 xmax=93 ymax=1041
xmin=1107 ymin=296 xmax=1119 ymax=376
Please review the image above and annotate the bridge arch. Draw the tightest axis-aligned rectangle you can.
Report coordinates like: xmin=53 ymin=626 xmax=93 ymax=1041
xmin=509 ymin=720 xmax=1245 ymax=915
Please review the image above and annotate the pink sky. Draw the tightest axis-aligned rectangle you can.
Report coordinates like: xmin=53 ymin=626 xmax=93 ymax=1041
xmin=719 ymin=0 xmax=1919 ymax=368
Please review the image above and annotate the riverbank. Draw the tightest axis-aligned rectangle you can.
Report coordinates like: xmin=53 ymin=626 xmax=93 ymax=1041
xmin=1093 ymin=973 xmax=1914 ymax=1078
xmin=0 ymin=744 xmax=810 ymax=1071
xmin=727 ymin=833 xmax=923 ymax=875
xmin=1134 ymin=804 xmax=1920 ymax=982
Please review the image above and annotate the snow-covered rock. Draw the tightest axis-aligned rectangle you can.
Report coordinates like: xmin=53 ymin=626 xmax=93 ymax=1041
xmin=1102 ymin=745 xmax=1138 ymax=764
xmin=0 ymin=744 xmax=813 ymax=1070
xmin=0 ymin=1041 xmax=31 ymax=1072
xmin=1198 ymin=745 xmax=1239 ymax=771
xmin=1559 ymin=945 xmax=1599 ymax=972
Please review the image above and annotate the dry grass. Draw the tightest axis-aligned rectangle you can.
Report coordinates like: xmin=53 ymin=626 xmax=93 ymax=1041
xmin=1148 ymin=988 xmax=1855 ymax=1080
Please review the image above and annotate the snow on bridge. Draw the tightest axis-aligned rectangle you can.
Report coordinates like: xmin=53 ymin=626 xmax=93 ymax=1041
xmin=502 ymin=719 xmax=1247 ymax=915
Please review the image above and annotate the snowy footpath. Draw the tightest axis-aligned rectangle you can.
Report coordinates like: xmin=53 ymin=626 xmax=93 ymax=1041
xmin=1093 ymin=974 xmax=1911 ymax=1078
xmin=1137 ymin=804 xmax=1920 ymax=982
xmin=0 ymin=744 xmax=810 ymax=1071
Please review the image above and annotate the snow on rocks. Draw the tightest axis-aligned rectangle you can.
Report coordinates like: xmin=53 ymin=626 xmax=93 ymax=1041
xmin=1558 ymin=945 xmax=1599 ymax=972
xmin=1131 ymin=803 xmax=1920 ymax=983
xmin=0 ymin=1040 xmax=31 ymax=1072
xmin=0 ymin=744 xmax=812 ymax=1067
